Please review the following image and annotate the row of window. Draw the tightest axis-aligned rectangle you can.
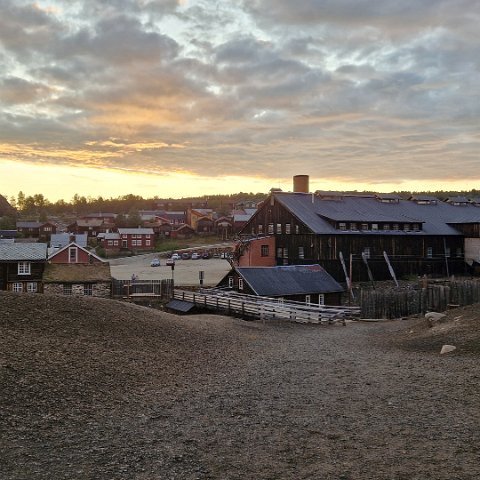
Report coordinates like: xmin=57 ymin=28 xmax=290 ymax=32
xmin=338 ymin=222 xmax=422 ymax=232
xmin=12 ymin=282 xmax=37 ymax=293
xmin=255 ymin=223 xmax=300 ymax=235
xmin=122 ymin=234 xmax=151 ymax=239
xmin=63 ymin=284 xmax=93 ymax=295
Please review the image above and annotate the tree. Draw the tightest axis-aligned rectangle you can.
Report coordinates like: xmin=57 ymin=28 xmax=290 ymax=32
xmin=17 ymin=191 xmax=25 ymax=211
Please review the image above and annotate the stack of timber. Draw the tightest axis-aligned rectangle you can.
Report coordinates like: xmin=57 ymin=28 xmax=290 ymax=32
xmin=173 ymin=289 xmax=360 ymax=325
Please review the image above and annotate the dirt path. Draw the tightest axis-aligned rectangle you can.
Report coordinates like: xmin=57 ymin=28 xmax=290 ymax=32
xmin=1 ymin=293 xmax=479 ymax=479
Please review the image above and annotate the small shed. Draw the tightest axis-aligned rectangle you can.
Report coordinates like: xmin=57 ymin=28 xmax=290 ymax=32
xmin=217 ymin=264 xmax=343 ymax=305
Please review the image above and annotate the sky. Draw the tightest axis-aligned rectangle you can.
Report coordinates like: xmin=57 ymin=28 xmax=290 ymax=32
xmin=0 ymin=0 xmax=479 ymax=202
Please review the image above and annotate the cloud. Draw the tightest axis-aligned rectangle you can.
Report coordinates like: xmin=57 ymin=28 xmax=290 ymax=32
xmin=0 ymin=0 xmax=479 ymax=195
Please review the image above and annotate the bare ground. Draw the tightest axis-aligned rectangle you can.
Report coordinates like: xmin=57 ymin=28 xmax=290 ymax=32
xmin=1 ymin=292 xmax=479 ymax=479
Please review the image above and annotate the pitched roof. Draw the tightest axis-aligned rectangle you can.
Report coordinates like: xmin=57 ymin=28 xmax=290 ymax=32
xmin=234 ymin=265 xmax=343 ymax=296
xmin=48 ymin=242 xmax=105 ymax=262
xmin=43 ymin=263 xmax=111 ymax=283
xmin=117 ymin=228 xmax=154 ymax=235
xmin=271 ymin=192 xmax=480 ymax=236
xmin=50 ymin=233 xmax=88 ymax=248
xmin=0 ymin=243 xmax=47 ymax=261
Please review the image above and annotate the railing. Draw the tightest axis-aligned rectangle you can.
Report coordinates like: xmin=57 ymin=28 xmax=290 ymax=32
xmin=173 ymin=289 xmax=360 ymax=324
xmin=112 ymin=278 xmax=173 ymax=300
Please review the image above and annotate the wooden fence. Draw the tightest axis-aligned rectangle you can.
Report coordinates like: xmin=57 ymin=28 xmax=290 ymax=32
xmin=173 ymin=289 xmax=360 ymax=324
xmin=112 ymin=278 xmax=173 ymax=300
xmin=359 ymin=280 xmax=480 ymax=319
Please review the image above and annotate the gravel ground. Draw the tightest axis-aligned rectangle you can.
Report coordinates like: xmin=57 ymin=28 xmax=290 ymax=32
xmin=1 ymin=292 xmax=479 ymax=479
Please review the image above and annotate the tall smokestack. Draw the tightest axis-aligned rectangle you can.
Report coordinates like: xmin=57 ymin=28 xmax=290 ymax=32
xmin=293 ymin=175 xmax=309 ymax=193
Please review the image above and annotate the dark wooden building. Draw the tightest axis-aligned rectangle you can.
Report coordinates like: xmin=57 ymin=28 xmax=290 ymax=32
xmin=239 ymin=190 xmax=480 ymax=282
xmin=0 ymin=243 xmax=47 ymax=292
xmin=217 ymin=264 xmax=343 ymax=305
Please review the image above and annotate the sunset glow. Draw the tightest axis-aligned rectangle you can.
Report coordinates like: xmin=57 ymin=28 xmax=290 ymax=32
xmin=1 ymin=0 xmax=479 ymax=201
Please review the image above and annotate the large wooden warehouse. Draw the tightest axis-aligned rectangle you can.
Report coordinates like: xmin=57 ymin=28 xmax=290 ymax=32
xmin=238 ymin=179 xmax=480 ymax=282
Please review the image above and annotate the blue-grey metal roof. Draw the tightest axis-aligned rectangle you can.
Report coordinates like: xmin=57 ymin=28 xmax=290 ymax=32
xmin=165 ymin=299 xmax=195 ymax=313
xmin=0 ymin=243 xmax=47 ymax=261
xmin=237 ymin=265 xmax=343 ymax=296
xmin=50 ymin=233 xmax=88 ymax=248
xmin=275 ymin=192 xmax=479 ymax=236
xmin=118 ymin=228 xmax=154 ymax=235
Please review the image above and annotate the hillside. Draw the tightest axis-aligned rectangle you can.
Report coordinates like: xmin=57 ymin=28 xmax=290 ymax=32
xmin=1 ymin=292 xmax=480 ymax=479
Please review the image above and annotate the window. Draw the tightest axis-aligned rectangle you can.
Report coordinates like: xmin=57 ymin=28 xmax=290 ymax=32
xmin=113 ymin=240 xmax=119 ymax=246
xmin=456 ymin=248 xmax=463 ymax=258
xmin=393 ymin=224 xmax=399 ymax=231
xmin=412 ymin=224 xmax=420 ymax=231
xmin=339 ymin=222 xmax=347 ymax=231
xmin=146 ymin=239 xmax=151 ymax=246
xmin=277 ymin=247 xmax=283 ymax=258
xmin=18 ymin=262 xmax=31 ymax=275
xmin=403 ymin=224 xmax=410 ymax=231
xmin=444 ymin=247 xmax=451 ymax=258
xmin=383 ymin=224 xmax=390 ymax=230
xmin=298 ymin=246 xmax=305 ymax=259
xmin=427 ymin=247 xmax=433 ymax=258
xmin=27 ymin=282 xmax=37 ymax=293
xmin=63 ymin=284 xmax=72 ymax=295
xmin=295 ymin=225 xmax=300 ymax=234
xmin=276 ymin=223 xmax=282 ymax=234
xmin=361 ymin=223 xmax=368 ymax=230
xmin=258 ymin=224 xmax=263 ymax=234
xmin=268 ymin=223 xmax=274 ymax=234
xmin=285 ymin=223 xmax=291 ymax=234
xmin=318 ymin=294 xmax=325 ymax=306
xmin=283 ymin=248 xmax=288 ymax=258
xmin=12 ymin=283 xmax=23 ymax=292
xmin=261 ymin=245 xmax=269 ymax=257
xmin=108 ymin=240 xmax=113 ymax=246
xmin=363 ymin=247 xmax=371 ymax=259
xmin=350 ymin=223 xmax=358 ymax=231
xmin=305 ymin=295 xmax=311 ymax=305
xmin=228 ymin=276 xmax=233 ymax=288
xmin=69 ymin=247 xmax=77 ymax=263
xmin=371 ymin=223 xmax=378 ymax=231
xmin=238 ymin=278 xmax=244 ymax=290
xmin=84 ymin=284 xmax=93 ymax=296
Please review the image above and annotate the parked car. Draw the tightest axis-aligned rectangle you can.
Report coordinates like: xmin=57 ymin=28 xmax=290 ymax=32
xmin=181 ymin=252 xmax=191 ymax=260
xmin=191 ymin=252 xmax=201 ymax=260
xmin=166 ymin=258 xmax=175 ymax=266
xmin=212 ymin=253 xmax=221 ymax=258
xmin=150 ymin=258 xmax=161 ymax=267
xmin=171 ymin=253 xmax=181 ymax=260
xmin=202 ymin=252 xmax=210 ymax=259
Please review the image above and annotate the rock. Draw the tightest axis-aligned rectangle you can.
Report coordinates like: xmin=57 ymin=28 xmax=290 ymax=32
xmin=425 ymin=311 xmax=447 ymax=327
xmin=440 ymin=345 xmax=456 ymax=354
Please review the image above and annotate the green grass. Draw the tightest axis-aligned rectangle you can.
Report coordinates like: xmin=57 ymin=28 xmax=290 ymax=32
xmin=154 ymin=236 xmax=231 ymax=253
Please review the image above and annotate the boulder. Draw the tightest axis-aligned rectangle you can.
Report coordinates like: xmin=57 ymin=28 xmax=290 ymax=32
xmin=440 ymin=345 xmax=456 ymax=355
xmin=425 ymin=311 xmax=447 ymax=327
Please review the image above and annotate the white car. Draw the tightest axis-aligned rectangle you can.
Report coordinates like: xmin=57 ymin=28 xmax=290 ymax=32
xmin=171 ymin=253 xmax=181 ymax=260
xmin=191 ymin=252 xmax=201 ymax=260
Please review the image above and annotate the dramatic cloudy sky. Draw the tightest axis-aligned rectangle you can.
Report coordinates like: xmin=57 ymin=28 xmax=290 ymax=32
xmin=1 ymin=0 xmax=479 ymax=201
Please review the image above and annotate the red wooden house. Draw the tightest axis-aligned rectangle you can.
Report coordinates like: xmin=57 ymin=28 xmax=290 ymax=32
xmin=16 ymin=221 xmax=57 ymax=241
xmin=48 ymin=242 xmax=104 ymax=264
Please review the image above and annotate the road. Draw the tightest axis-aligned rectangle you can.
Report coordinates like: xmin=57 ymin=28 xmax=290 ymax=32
xmin=108 ymin=251 xmax=232 ymax=287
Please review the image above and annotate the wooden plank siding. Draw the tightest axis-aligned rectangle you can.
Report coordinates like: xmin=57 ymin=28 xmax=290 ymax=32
xmin=242 ymin=194 xmax=468 ymax=282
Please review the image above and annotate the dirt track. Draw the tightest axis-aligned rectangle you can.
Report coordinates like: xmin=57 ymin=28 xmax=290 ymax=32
xmin=1 ymin=292 xmax=479 ymax=479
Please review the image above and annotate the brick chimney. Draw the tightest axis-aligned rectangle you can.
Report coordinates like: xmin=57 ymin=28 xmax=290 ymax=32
xmin=293 ymin=175 xmax=309 ymax=193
